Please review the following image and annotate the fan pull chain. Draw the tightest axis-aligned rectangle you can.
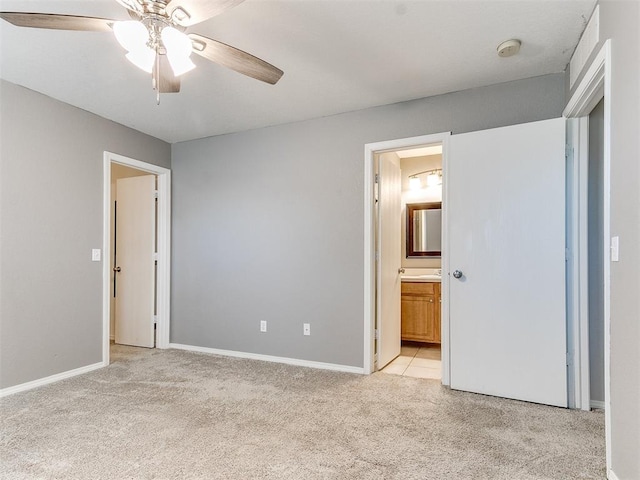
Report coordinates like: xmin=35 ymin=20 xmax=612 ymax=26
xmin=154 ymin=51 xmax=161 ymax=105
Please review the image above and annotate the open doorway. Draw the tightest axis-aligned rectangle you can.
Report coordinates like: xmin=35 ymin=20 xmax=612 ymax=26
xmin=563 ymin=38 xmax=611 ymax=473
xmin=102 ymin=152 xmax=172 ymax=366
xmin=363 ymin=132 xmax=451 ymax=382
xmin=378 ymin=146 xmax=444 ymax=379
xmin=587 ymin=98 xmax=605 ymax=410
xmin=564 ymin=40 xmax=611 ymax=416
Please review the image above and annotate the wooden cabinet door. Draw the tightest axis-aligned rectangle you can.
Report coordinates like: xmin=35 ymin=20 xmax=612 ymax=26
xmin=401 ymin=282 xmax=440 ymax=343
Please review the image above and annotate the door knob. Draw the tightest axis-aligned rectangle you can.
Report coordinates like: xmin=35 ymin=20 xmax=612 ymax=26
xmin=398 ymin=268 xmax=405 ymax=274
xmin=452 ymin=270 xmax=463 ymax=279
xmin=113 ymin=266 xmax=121 ymax=273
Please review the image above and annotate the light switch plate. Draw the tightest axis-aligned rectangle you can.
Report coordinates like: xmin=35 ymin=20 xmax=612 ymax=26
xmin=92 ymin=249 xmax=101 ymax=262
xmin=611 ymin=236 xmax=619 ymax=262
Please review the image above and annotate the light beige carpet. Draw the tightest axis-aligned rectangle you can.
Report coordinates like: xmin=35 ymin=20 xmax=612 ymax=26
xmin=1 ymin=345 xmax=605 ymax=479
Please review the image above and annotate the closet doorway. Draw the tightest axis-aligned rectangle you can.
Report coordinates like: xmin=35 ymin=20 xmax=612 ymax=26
xmin=102 ymin=152 xmax=172 ymax=365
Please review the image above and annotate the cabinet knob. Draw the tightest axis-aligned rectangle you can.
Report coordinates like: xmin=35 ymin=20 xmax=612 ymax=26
xmin=453 ymin=270 xmax=463 ymax=279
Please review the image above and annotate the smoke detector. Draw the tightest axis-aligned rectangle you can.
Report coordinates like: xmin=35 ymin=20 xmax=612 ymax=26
xmin=497 ymin=39 xmax=521 ymax=57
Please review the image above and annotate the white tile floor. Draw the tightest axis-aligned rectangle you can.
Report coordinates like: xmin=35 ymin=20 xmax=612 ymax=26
xmin=381 ymin=343 xmax=441 ymax=380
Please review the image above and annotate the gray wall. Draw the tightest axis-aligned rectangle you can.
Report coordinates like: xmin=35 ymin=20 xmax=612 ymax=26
xmin=588 ymin=98 xmax=605 ymax=405
xmin=598 ymin=1 xmax=640 ymax=478
xmin=0 ymin=80 xmax=171 ymax=389
xmin=171 ymin=73 xmax=565 ymax=368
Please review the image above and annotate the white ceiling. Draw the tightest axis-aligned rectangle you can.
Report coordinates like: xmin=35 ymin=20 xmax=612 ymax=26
xmin=0 ymin=0 xmax=596 ymax=143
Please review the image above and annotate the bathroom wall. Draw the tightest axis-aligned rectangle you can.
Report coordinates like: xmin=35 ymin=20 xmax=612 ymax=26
xmin=401 ymin=154 xmax=442 ymax=269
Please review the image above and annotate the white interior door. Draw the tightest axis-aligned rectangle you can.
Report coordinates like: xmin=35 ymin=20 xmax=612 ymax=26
xmin=115 ymin=175 xmax=156 ymax=348
xmin=377 ymin=152 xmax=402 ymax=369
xmin=448 ymin=118 xmax=567 ymax=407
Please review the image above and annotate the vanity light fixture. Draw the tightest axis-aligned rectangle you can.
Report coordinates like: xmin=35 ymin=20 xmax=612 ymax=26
xmin=409 ymin=168 xmax=442 ymax=190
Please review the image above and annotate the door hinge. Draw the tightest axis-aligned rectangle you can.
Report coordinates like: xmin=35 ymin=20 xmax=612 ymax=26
xmin=374 ymin=173 xmax=379 ymax=184
xmin=375 ymin=251 xmax=380 ymax=262
xmin=153 ymin=252 xmax=159 ymax=261
xmin=374 ymin=329 xmax=379 ymax=340
xmin=566 ymin=351 xmax=573 ymax=367
xmin=565 ymin=144 xmax=573 ymax=160
xmin=153 ymin=315 xmax=158 ymax=324
xmin=154 ymin=190 xmax=158 ymax=199
xmin=565 ymin=248 xmax=570 ymax=262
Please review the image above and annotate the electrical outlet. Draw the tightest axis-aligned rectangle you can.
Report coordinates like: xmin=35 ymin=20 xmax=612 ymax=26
xmin=260 ymin=320 xmax=267 ymax=332
xmin=303 ymin=323 xmax=310 ymax=336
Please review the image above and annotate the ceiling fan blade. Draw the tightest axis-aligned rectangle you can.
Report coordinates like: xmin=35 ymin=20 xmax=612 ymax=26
xmin=0 ymin=12 xmax=114 ymax=32
xmin=165 ymin=0 xmax=245 ymax=27
xmin=155 ymin=55 xmax=181 ymax=93
xmin=188 ymin=33 xmax=283 ymax=85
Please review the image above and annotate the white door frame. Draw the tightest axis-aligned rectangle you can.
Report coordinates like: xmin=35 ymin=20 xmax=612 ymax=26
xmin=563 ymin=40 xmax=611 ymax=472
xmin=102 ymin=152 xmax=172 ymax=365
xmin=363 ymin=132 xmax=451 ymax=379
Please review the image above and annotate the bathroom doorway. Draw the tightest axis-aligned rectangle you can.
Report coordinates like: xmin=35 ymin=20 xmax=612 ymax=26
xmin=365 ymin=119 xmax=569 ymax=404
xmin=363 ymin=132 xmax=451 ymax=383
xmin=378 ymin=145 xmax=444 ymax=380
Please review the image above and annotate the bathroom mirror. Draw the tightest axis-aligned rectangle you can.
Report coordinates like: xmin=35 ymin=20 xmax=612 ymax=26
xmin=406 ymin=202 xmax=442 ymax=257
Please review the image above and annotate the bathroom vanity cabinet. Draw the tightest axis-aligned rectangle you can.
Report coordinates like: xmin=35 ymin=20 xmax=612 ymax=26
xmin=401 ymin=281 xmax=441 ymax=344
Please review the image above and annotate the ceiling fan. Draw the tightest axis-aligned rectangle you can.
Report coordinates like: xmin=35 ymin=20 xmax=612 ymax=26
xmin=0 ymin=0 xmax=284 ymax=98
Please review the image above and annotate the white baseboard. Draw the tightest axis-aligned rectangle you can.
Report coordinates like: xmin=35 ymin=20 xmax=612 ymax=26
xmin=0 ymin=362 xmax=105 ymax=398
xmin=608 ymin=469 xmax=620 ymax=480
xmin=591 ymin=400 xmax=606 ymax=410
xmin=169 ymin=343 xmax=365 ymax=375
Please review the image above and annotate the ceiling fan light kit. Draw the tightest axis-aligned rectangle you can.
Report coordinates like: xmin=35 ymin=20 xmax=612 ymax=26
xmin=0 ymin=0 xmax=284 ymax=101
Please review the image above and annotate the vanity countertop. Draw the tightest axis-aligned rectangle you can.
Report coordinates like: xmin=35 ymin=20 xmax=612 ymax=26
xmin=401 ymin=268 xmax=442 ymax=283
xmin=401 ymin=275 xmax=441 ymax=283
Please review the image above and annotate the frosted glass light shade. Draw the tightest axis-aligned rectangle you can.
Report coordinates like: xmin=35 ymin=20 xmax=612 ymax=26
xmin=161 ymin=27 xmax=196 ymax=76
xmin=409 ymin=177 xmax=421 ymax=190
xmin=114 ymin=21 xmax=149 ymax=52
xmin=125 ymin=47 xmax=155 ymax=73
xmin=167 ymin=55 xmax=196 ymax=76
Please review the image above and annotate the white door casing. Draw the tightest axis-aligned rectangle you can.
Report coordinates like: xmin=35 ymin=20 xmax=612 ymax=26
xmin=563 ymin=40 xmax=612 ymax=472
xmin=448 ymin=118 xmax=568 ymax=407
xmin=114 ymin=175 xmax=156 ymax=348
xmin=376 ymin=152 xmax=402 ymax=369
